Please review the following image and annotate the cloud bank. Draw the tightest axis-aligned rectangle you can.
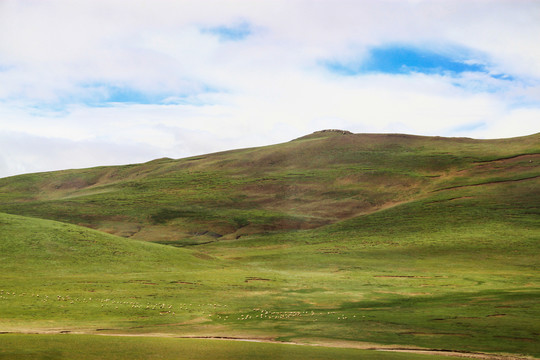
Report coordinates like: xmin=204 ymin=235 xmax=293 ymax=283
xmin=1 ymin=0 xmax=539 ymax=177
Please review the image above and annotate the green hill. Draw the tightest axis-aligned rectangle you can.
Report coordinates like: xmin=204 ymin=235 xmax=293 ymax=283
xmin=0 ymin=212 xmax=218 ymax=332
xmin=0 ymin=131 xmax=539 ymax=359
xmin=0 ymin=131 xmax=538 ymax=245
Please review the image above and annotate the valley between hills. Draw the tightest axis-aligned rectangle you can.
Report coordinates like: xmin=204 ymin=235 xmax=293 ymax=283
xmin=0 ymin=130 xmax=539 ymax=359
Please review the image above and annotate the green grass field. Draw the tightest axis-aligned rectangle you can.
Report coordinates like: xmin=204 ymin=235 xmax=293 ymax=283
xmin=1 ymin=131 xmax=539 ymax=359
xmin=0 ymin=335 xmax=457 ymax=360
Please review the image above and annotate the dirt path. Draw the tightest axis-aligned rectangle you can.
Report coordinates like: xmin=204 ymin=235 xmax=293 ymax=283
xmin=2 ymin=331 xmax=537 ymax=360
xmin=170 ymin=336 xmax=536 ymax=360
xmin=374 ymin=348 xmax=535 ymax=360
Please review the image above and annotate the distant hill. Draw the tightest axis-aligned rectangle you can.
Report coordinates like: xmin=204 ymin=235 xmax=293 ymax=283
xmin=0 ymin=130 xmax=538 ymax=246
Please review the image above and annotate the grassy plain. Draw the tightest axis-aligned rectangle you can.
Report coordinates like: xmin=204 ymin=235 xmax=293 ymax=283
xmin=0 ymin=131 xmax=539 ymax=358
xmin=0 ymin=335 xmax=456 ymax=360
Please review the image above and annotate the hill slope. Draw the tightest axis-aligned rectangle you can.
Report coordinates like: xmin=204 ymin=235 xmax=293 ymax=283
xmin=0 ymin=211 xmax=223 ymax=332
xmin=0 ymin=131 xmax=538 ymax=246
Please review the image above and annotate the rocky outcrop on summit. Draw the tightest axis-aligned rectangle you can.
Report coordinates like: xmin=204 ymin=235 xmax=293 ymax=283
xmin=314 ymin=129 xmax=353 ymax=135
xmin=294 ymin=129 xmax=353 ymax=140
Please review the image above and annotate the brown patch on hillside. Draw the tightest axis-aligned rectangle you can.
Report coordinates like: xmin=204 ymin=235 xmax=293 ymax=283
xmin=245 ymin=277 xmax=271 ymax=282
xmin=400 ymin=332 xmax=471 ymax=337
xmin=451 ymin=153 xmax=539 ymax=182
xmin=432 ymin=175 xmax=540 ymax=193
xmin=373 ymin=275 xmax=433 ymax=279
xmin=495 ymin=336 xmax=535 ymax=342
xmin=473 ymin=153 xmax=539 ymax=165
xmin=172 ymin=281 xmax=201 ymax=285
xmin=192 ymin=252 xmax=214 ymax=260
xmin=375 ymin=291 xmax=432 ymax=296
xmin=52 ymin=178 xmax=94 ymax=190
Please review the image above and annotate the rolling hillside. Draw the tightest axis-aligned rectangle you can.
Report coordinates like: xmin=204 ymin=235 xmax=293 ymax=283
xmin=0 ymin=130 xmax=538 ymax=245
xmin=0 ymin=130 xmax=539 ymax=359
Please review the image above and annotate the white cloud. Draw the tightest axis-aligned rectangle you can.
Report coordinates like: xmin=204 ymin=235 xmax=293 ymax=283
xmin=0 ymin=0 xmax=539 ymax=178
xmin=0 ymin=131 xmax=164 ymax=178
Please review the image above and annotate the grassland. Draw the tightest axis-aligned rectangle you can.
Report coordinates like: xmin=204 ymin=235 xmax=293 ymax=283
xmin=1 ymin=132 xmax=537 ymax=243
xmin=0 ymin=131 xmax=538 ymax=359
xmin=0 ymin=335 xmax=459 ymax=360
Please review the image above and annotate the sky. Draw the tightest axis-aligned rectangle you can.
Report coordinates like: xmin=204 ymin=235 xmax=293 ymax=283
xmin=1 ymin=0 xmax=539 ymax=178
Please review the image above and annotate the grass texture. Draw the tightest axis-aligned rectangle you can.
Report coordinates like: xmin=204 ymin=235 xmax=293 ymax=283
xmin=0 ymin=131 xmax=538 ymax=358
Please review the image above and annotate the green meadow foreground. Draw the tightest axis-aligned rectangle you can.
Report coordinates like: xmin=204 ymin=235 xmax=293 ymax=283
xmin=0 ymin=131 xmax=538 ymax=359
xmin=0 ymin=334 xmax=458 ymax=360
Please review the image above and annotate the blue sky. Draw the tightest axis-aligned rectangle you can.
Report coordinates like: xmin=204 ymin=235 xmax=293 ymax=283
xmin=325 ymin=45 xmax=489 ymax=76
xmin=203 ymin=21 xmax=252 ymax=42
xmin=0 ymin=0 xmax=539 ymax=177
